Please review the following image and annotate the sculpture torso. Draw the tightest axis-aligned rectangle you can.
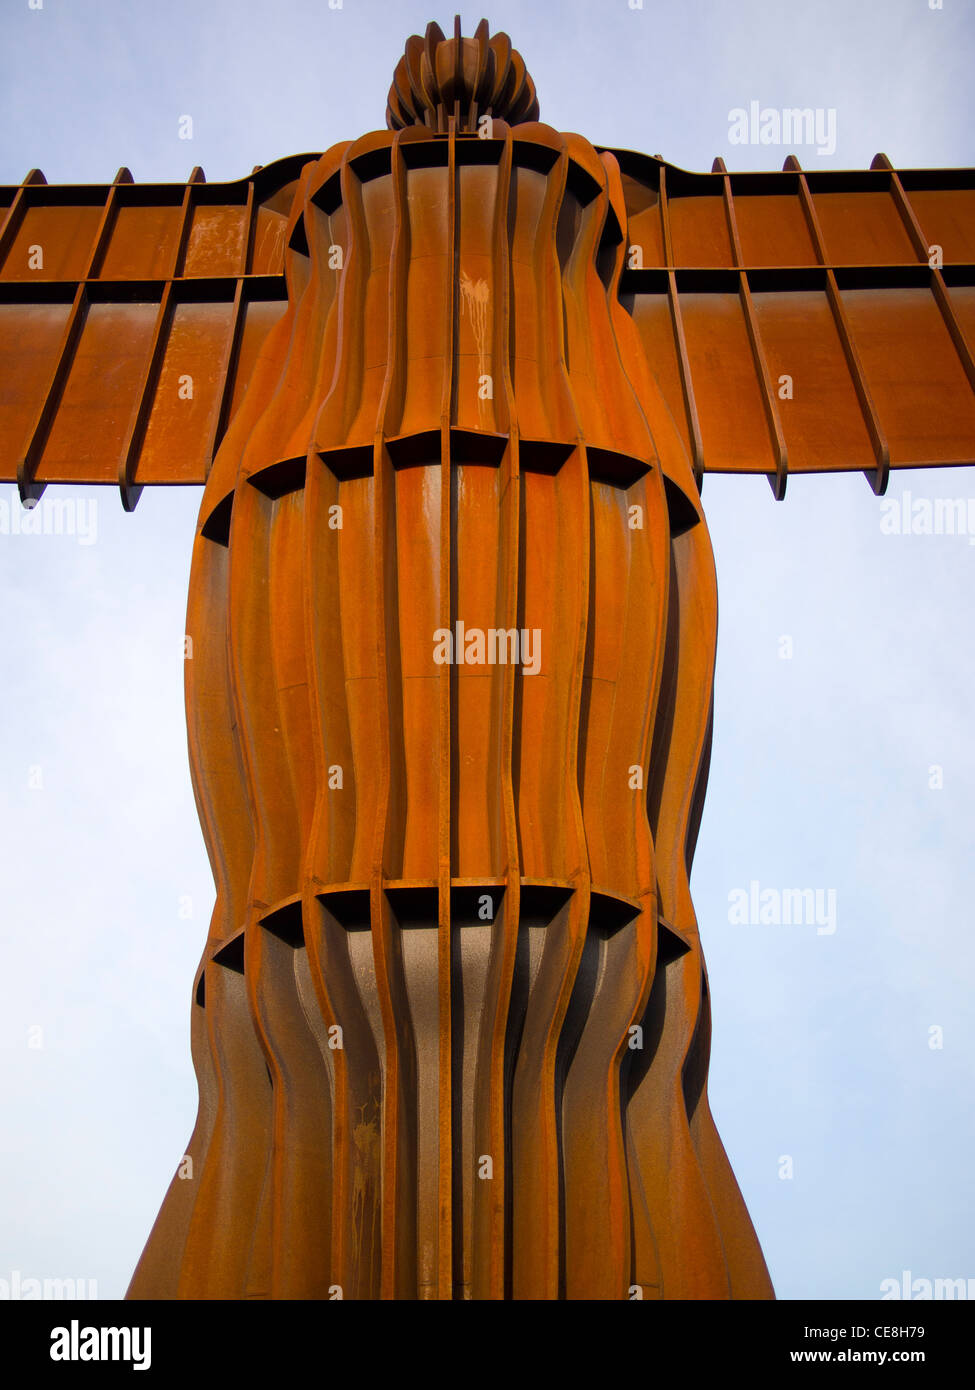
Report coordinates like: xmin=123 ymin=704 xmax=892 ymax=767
xmin=128 ymin=23 xmax=773 ymax=1301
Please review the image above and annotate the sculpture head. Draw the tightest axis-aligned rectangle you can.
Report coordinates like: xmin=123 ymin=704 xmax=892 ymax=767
xmin=386 ymin=15 xmax=539 ymax=135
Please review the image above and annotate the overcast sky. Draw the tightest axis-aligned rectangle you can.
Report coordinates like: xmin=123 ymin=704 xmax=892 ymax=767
xmin=1 ymin=0 xmax=973 ymax=1301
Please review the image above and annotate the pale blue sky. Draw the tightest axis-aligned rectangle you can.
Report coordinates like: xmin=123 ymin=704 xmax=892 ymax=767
xmin=0 ymin=0 xmax=973 ymax=1300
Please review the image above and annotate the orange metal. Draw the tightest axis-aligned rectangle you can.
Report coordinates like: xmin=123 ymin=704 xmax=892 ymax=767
xmin=2 ymin=19 xmax=974 ymax=1299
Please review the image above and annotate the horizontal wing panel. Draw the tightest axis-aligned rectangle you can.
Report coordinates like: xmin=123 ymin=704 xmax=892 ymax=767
xmin=625 ymin=272 xmax=975 ymax=491
xmin=0 ymin=155 xmax=315 ymax=282
xmin=749 ymin=290 xmax=876 ymax=475
xmin=0 ymin=157 xmax=314 ymax=501
xmin=0 ymin=283 xmax=289 ymax=495
xmin=2 ymin=149 xmax=973 ymax=501
xmin=612 ymin=151 xmax=975 ymax=491
xmin=607 ymin=151 xmax=975 ymax=270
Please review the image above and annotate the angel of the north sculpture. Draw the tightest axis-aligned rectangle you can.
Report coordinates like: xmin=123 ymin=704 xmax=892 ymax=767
xmin=1 ymin=19 xmax=973 ymax=1301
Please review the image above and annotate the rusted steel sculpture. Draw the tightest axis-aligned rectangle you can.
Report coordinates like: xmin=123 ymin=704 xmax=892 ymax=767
xmin=2 ymin=19 xmax=974 ymax=1300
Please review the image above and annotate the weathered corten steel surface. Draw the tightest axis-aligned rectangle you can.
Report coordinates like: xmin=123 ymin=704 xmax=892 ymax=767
xmin=4 ymin=28 xmax=975 ymax=503
xmin=2 ymin=19 xmax=974 ymax=1299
